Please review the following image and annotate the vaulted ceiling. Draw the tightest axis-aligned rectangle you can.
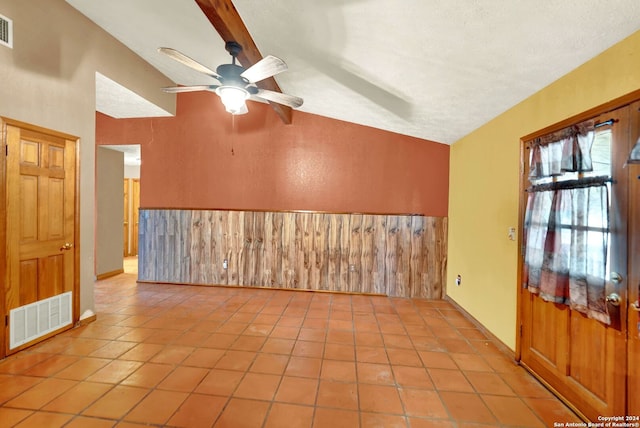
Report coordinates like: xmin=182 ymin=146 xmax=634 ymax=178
xmin=67 ymin=0 xmax=640 ymax=144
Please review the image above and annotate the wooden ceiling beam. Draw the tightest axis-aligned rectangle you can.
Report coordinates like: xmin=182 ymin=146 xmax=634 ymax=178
xmin=194 ymin=0 xmax=293 ymax=124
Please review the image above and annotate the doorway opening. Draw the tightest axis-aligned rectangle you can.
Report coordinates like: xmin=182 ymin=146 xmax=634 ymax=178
xmin=96 ymin=144 xmax=140 ymax=280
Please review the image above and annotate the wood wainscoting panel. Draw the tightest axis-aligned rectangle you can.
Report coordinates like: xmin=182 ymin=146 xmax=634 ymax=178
xmin=138 ymin=209 xmax=448 ymax=298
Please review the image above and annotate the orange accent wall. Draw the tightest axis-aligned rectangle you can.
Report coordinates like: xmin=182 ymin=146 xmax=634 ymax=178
xmin=96 ymin=92 xmax=449 ymax=216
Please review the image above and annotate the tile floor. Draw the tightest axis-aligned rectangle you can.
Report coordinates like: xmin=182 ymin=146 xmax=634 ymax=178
xmin=0 ymin=259 xmax=582 ymax=427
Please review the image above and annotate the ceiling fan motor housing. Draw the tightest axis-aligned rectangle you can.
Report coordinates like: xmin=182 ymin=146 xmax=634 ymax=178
xmin=225 ymin=41 xmax=243 ymax=57
xmin=216 ymin=63 xmax=248 ymax=87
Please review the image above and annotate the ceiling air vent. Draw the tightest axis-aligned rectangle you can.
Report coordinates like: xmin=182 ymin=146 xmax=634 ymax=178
xmin=0 ymin=14 xmax=13 ymax=49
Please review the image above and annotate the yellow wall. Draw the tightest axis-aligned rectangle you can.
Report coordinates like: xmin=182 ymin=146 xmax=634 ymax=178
xmin=447 ymin=30 xmax=640 ymax=350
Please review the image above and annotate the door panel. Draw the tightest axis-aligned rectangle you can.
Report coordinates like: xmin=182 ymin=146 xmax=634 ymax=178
xmin=132 ymin=178 xmax=140 ymax=256
xmin=19 ymin=260 xmax=38 ymax=305
xmin=38 ymin=255 xmax=64 ymax=299
xmin=520 ymin=106 xmax=630 ymax=420
xmin=3 ymin=121 xmax=77 ymax=353
xmin=568 ymin=311 xmax=607 ymax=400
xmin=124 ymin=179 xmax=129 ymax=257
xmin=529 ymin=300 xmax=564 ymax=368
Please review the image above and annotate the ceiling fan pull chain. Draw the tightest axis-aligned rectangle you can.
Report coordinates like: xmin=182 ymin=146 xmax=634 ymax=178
xmin=231 ymin=114 xmax=235 ymax=156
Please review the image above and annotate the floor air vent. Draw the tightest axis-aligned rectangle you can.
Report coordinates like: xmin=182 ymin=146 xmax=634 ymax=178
xmin=0 ymin=14 xmax=13 ymax=49
xmin=10 ymin=292 xmax=73 ymax=350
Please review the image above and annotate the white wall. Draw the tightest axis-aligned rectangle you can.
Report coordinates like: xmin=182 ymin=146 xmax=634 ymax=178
xmin=125 ymin=164 xmax=141 ymax=179
xmin=96 ymin=147 xmax=124 ymax=276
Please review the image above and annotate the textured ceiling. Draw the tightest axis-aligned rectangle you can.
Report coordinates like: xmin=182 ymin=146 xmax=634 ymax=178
xmin=95 ymin=72 xmax=172 ymax=119
xmin=67 ymin=0 xmax=640 ymax=144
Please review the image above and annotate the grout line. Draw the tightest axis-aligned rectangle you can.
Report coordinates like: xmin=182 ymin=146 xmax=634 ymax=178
xmin=0 ymin=273 xmax=585 ymax=427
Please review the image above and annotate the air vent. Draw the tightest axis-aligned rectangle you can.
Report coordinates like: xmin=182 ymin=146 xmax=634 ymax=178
xmin=0 ymin=14 xmax=13 ymax=49
xmin=9 ymin=291 xmax=72 ymax=349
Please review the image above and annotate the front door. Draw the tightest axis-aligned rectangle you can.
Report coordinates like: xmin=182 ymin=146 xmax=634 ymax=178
xmin=2 ymin=118 xmax=78 ymax=355
xmin=519 ymin=103 xmax=636 ymax=420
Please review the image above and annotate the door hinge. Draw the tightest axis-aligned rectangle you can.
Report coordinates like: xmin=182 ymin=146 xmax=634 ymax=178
xmin=5 ymin=315 xmax=8 ymax=327
xmin=519 ymin=324 xmax=523 ymax=337
xmin=5 ymin=145 xmax=7 ymax=156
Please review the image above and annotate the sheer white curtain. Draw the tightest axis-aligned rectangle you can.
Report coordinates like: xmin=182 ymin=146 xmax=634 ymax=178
xmin=523 ymin=122 xmax=610 ymax=324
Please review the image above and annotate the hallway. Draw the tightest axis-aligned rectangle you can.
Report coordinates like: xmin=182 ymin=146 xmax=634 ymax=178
xmin=0 ymin=267 xmax=581 ymax=427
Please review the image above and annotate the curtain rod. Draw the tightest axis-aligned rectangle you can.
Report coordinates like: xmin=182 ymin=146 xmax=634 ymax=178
xmin=594 ymin=118 xmax=617 ymax=128
xmin=526 ymin=176 xmax=612 ymax=193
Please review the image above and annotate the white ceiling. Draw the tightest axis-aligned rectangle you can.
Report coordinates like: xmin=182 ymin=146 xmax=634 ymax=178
xmin=96 ymin=72 xmax=172 ymax=119
xmin=68 ymin=0 xmax=640 ymax=145
xmin=101 ymin=144 xmax=142 ymax=167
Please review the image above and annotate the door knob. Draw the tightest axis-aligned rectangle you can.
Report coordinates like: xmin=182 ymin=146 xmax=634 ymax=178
xmin=60 ymin=243 xmax=73 ymax=251
xmin=610 ymin=272 xmax=623 ymax=284
xmin=606 ymin=292 xmax=621 ymax=306
xmin=632 ymin=300 xmax=640 ymax=312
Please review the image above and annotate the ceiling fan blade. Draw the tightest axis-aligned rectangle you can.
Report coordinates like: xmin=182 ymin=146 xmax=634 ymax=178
xmin=158 ymin=47 xmax=222 ymax=80
xmin=161 ymin=85 xmax=218 ymax=93
xmin=240 ymin=55 xmax=288 ymax=83
xmin=254 ymin=88 xmax=303 ymax=108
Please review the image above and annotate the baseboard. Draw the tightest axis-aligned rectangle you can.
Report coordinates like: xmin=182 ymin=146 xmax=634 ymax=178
xmin=134 ymin=279 xmax=386 ymax=296
xmin=76 ymin=313 xmax=97 ymax=327
xmin=444 ymin=295 xmax=516 ymax=360
xmin=96 ymin=269 xmax=124 ymax=281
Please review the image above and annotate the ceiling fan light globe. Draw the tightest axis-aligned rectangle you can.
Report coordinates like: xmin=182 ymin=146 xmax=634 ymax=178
xmin=216 ymin=86 xmax=249 ymax=115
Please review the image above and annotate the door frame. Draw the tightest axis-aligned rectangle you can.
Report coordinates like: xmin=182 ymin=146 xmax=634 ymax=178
xmin=516 ymin=90 xmax=640 ymax=418
xmin=517 ymin=88 xmax=640 ymax=357
xmin=0 ymin=117 xmax=80 ymax=359
xmin=626 ymin=100 xmax=640 ymax=416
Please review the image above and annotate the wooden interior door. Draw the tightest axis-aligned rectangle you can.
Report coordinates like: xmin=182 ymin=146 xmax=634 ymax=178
xmin=124 ymin=179 xmax=130 ymax=257
xmin=520 ymin=105 xmax=631 ymax=421
xmin=3 ymin=119 xmax=77 ymax=353
xmin=131 ymin=178 xmax=140 ymax=256
xmin=627 ymin=100 xmax=640 ymax=417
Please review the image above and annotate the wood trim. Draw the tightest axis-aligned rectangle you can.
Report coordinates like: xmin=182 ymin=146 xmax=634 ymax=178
xmin=194 ymin=0 xmax=293 ymax=124
xmin=627 ymin=100 xmax=640 ymax=416
xmin=140 ymin=206 xmax=429 ymax=217
xmin=0 ymin=120 xmax=7 ymax=359
xmin=515 ymin=116 xmax=528 ymax=362
xmin=0 ymin=117 xmax=79 ymax=141
xmin=136 ymin=279 xmax=386 ymax=297
xmin=96 ymin=269 xmax=124 ymax=281
xmin=73 ymin=137 xmax=81 ymax=324
xmin=521 ymin=89 xmax=640 ymax=142
xmin=76 ymin=313 xmax=97 ymax=327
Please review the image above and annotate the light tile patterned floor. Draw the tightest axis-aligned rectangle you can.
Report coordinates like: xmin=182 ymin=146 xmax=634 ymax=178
xmin=0 ymin=259 xmax=582 ymax=427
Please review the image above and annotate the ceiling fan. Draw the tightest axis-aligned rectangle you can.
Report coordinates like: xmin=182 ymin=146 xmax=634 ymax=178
xmin=158 ymin=41 xmax=303 ymax=115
